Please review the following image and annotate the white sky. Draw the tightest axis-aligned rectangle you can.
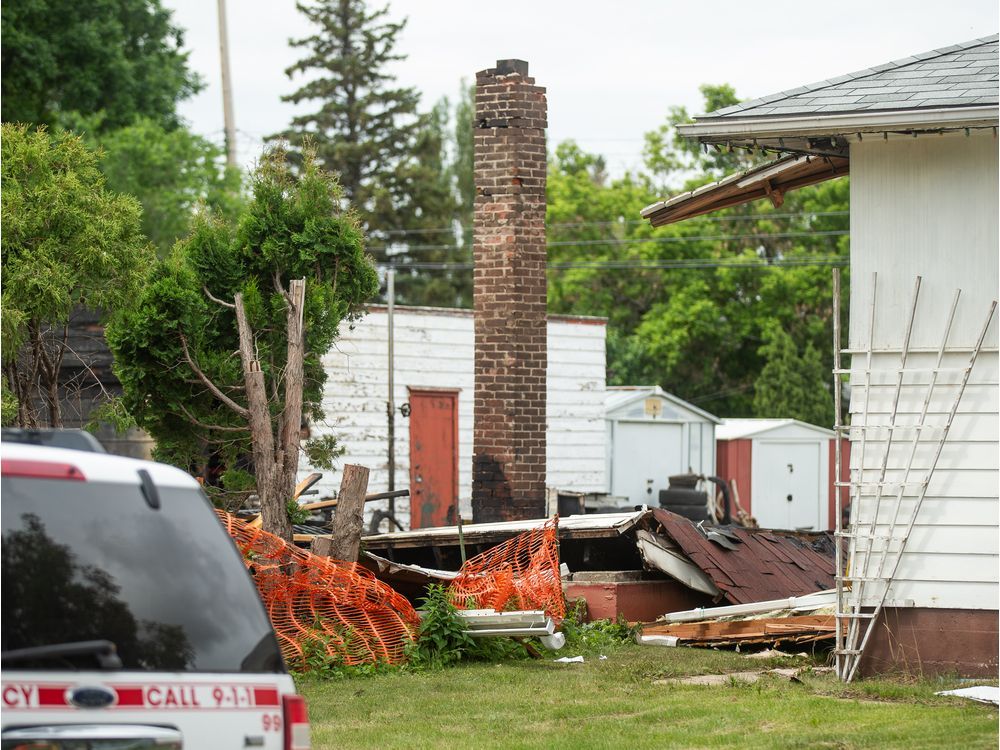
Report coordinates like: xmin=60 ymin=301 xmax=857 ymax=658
xmin=164 ymin=0 xmax=999 ymax=175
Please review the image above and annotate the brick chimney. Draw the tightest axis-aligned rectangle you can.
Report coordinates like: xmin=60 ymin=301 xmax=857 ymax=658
xmin=471 ymin=59 xmax=548 ymax=523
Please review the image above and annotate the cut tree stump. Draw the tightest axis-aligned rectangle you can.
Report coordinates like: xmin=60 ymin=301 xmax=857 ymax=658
xmin=313 ymin=464 xmax=369 ymax=562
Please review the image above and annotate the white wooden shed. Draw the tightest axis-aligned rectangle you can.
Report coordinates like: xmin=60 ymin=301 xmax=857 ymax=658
xmin=300 ymin=305 xmax=608 ymax=530
xmin=605 ymin=386 xmax=720 ymax=506
xmin=716 ymin=419 xmax=836 ymax=532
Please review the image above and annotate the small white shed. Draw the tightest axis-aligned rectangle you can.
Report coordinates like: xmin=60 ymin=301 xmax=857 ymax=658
xmin=605 ymin=386 xmax=720 ymax=506
xmin=716 ymin=419 xmax=836 ymax=531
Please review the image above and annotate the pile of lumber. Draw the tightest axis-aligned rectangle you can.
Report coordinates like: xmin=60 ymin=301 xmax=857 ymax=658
xmin=641 ymin=615 xmax=835 ymax=648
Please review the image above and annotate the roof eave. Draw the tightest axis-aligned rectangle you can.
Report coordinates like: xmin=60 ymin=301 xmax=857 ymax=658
xmin=677 ymin=105 xmax=1000 ymax=141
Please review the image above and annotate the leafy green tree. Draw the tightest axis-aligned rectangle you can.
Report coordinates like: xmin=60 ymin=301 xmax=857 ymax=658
xmin=754 ymin=327 xmax=833 ymax=427
xmin=107 ymin=146 xmax=379 ymax=540
xmin=89 ymin=118 xmax=244 ymax=255
xmin=545 ymin=83 xmax=849 ymax=418
xmin=1 ymin=124 xmax=153 ymax=427
xmin=1 ymin=0 xmax=200 ymax=132
xmin=642 ymin=84 xmax=758 ymax=189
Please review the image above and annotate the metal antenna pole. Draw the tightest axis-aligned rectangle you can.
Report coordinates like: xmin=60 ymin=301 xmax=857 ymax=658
xmin=216 ymin=0 xmax=237 ymax=168
xmin=387 ymin=268 xmax=396 ymax=520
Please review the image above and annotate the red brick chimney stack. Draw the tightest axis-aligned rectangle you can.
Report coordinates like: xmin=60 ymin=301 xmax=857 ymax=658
xmin=471 ymin=59 xmax=548 ymax=523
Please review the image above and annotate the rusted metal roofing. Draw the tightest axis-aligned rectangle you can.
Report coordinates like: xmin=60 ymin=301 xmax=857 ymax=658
xmin=651 ymin=508 xmax=837 ymax=605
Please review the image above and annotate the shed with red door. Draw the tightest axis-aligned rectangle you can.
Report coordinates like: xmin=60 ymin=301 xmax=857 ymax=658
xmin=716 ymin=419 xmax=849 ymax=531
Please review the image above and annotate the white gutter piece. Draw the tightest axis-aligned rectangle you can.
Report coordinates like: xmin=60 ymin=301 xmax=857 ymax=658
xmin=676 ymin=105 xmax=999 ymax=141
xmin=635 ymin=530 xmax=721 ymax=597
xmin=658 ymin=589 xmax=837 ymax=624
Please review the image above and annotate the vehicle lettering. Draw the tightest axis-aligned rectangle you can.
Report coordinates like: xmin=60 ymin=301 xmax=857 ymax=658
xmin=3 ymin=682 xmax=282 ymax=710
xmin=262 ymin=713 xmax=282 ymax=732
xmin=2 ymin=684 xmax=37 ymax=708
xmin=144 ymin=686 xmax=201 ymax=708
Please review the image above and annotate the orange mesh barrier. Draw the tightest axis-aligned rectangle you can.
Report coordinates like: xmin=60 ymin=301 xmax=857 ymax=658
xmin=215 ymin=511 xmax=419 ymax=667
xmin=448 ymin=517 xmax=565 ymax=623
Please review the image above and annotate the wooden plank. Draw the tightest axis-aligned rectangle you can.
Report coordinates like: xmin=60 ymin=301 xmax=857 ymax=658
xmin=643 ymin=615 xmax=835 ymax=642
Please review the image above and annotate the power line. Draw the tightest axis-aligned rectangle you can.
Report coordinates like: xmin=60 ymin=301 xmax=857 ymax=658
xmin=378 ymin=210 xmax=849 ymax=238
xmin=371 ymin=229 xmax=848 ymax=254
xmin=377 ymin=256 xmax=849 ymax=272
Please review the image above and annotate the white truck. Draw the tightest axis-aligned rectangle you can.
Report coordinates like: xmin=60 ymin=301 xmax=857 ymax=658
xmin=0 ymin=441 xmax=310 ymax=750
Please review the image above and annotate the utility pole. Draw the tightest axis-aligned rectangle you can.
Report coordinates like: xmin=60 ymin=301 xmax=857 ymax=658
xmin=217 ymin=0 xmax=238 ymax=168
xmin=386 ymin=268 xmax=396 ymax=518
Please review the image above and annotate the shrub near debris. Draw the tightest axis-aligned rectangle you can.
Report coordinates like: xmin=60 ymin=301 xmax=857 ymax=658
xmin=560 ymin=599 xmax=639 ymax=654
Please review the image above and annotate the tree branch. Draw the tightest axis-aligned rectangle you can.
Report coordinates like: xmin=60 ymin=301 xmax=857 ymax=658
xmin=273 ymin=271 xmax=289 ymax=302
xmin=203 ymin=285 xmax=236 ymax=309
xmin=176 ymin=402 xmax=251 ymax=432
xmin=178 ymin=333 xmax=250 ymax=418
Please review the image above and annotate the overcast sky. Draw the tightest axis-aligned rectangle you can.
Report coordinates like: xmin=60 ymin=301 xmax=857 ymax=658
xmin=164 ymin=0 xmax=998 ymax=174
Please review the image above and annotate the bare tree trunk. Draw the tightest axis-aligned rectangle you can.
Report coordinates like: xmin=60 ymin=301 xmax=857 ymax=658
xmin=325 ymin=464 xmax=369 ymax=562
xmin=235 ymin=292 xmax=291 ymax=540
xmin=277 ymin=279 xmax=306 ymax=507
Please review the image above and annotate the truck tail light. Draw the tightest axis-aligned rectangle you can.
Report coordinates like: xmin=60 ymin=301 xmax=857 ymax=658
xmin=282 ymin=693 xmax=310 ymax=750
xmin=1 ymin=458 xmax=85 ymax=481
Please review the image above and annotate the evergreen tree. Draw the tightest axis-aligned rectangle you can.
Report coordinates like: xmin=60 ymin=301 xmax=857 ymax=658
xmin=1 ymin=125 xmax=153 ymax=427
xmin=387 ymin=98 xmax=468 ymax=307
xmin=753 ymin=327 xmax=833 ymax=427
xmin=275 ymin=0 xmax=465 ymax=308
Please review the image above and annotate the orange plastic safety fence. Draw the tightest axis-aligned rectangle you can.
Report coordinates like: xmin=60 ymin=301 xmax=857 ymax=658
xmin=215 ymin=511 xmax=419 ymax=668
xmin=448 ymin=517 xmax=565 ymax=623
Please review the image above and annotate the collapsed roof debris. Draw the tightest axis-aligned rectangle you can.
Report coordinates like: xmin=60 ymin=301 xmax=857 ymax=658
xmin=648 ymin=508 xmax=839 ymax=605
xmin=337 ymin=507 xmax=839 ymax=620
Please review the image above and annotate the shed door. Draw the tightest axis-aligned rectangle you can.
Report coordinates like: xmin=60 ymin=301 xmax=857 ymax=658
xmin=612 ymin=422 xmax=683 ymax=505
xmin=753 ymin=441 xmax=821 ymax=530
xmin=408 ymin=389 xmax=459 ymax=529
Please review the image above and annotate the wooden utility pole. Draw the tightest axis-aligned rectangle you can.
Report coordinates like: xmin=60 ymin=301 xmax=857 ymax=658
xmin=386 ymin=268 xmax=396 ymax=514
xmin=217 ymin=0 xmax=238 ymax=168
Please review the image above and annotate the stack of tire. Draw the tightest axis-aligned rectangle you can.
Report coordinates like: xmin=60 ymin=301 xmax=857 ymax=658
xmin=658 ymin=474 xmax=712 ymax=522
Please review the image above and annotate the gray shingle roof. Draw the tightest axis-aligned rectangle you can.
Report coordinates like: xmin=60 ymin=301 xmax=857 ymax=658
xmin=702 ymin=35 xmax=998 ymax=120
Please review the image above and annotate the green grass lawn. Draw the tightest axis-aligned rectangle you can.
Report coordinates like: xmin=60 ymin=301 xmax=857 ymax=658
xmin=298 ymin=645 xmax=998 ymax=749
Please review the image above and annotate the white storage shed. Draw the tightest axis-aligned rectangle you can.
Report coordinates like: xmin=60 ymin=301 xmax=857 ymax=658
xmin=716 ymin=419 xmax=837 ymax=532
xmin=605 ymin=386 xmax=720 ymax=506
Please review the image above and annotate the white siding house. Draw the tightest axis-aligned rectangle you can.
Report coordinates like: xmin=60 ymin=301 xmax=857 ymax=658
xmin=849 ymin=132 xmax=999 ymax=610
xmin=644 ymin=34 xmax=998 ymax=674
xmin=300 ymin=306 xmax=607 ymax=528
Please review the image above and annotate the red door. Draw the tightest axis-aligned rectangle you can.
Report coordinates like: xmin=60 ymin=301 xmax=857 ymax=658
xmin=408 ymin=388 xmax=459 ymax=529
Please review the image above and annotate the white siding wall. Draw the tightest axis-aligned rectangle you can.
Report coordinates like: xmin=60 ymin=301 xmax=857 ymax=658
xmin=849 ymin=132 xmax=999 ymax=610
xmin=301 ymin=307 xmax=607 ymax=528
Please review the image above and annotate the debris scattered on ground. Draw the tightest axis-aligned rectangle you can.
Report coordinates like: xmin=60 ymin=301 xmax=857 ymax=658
xmin=935 ymin=686 xmax=1000 ymax=705
xmin=743 ymin=648 xmax=808 ymax=660
xmin=554 ymin=655 xmax=585 ymax=663
xmin=639 ymin=634 xmax=679 ymax=647
xmin=655 ymin=668 xmax=803 ymax=686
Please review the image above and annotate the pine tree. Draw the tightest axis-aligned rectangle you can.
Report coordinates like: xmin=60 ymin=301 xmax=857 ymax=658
xmin=753 ymin=327 xmax=833 ymax=428
xmin=274 ymin=0 xmax=464 ymax=307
